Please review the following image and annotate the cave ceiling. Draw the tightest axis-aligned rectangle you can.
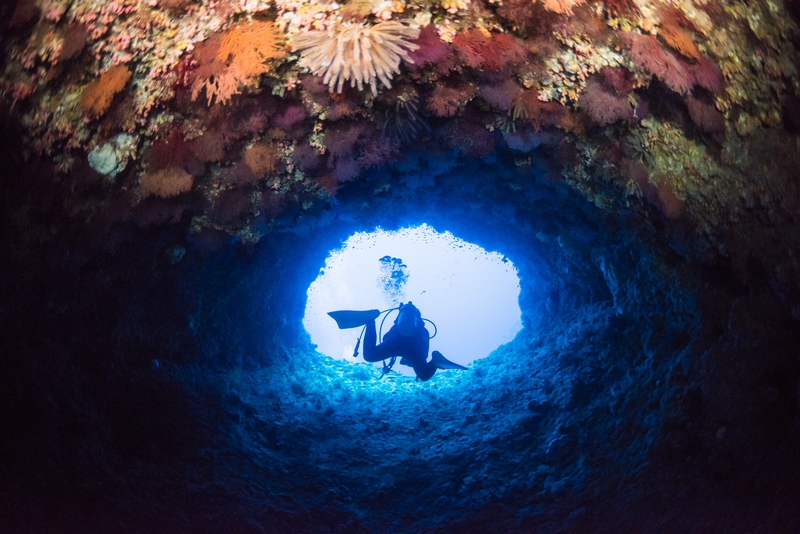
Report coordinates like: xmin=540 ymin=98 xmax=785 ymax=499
xmin=1 ymin=0 xmax=798 ymax=303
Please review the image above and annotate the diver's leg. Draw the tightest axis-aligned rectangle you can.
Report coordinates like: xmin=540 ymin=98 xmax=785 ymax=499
xmin=362 ymin=322 xmax=398 ymax=362
xmin=362 ymin=321 xmax=378 ymax=361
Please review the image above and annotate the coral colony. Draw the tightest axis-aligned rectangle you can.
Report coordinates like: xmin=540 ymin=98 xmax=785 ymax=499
xmin=1 ymin=0 xmax=796 ymax=251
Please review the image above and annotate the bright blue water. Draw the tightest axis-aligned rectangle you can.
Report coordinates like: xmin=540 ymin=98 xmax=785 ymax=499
xmin=303 ymin=224 xmax=523 ymax=375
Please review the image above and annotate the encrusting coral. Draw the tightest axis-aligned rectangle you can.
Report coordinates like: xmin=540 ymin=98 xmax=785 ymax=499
xmin=0 ymin=0 xmax=798 ymax=252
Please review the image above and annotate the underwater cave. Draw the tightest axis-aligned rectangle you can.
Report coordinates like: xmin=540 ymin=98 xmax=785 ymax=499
xmin=2 ymin=0 xmax=800 ymax=532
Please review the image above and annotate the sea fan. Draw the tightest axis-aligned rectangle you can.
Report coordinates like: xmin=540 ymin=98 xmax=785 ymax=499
xmin=442 ymin=120 xmax=497 ymax=158
xmin=59 ymin=23 xmax=88 ymax=62
xmin=602 ymin=0 xmax=639 ymax=18
xmin=658 ymin=25 xmax=701 ymax=61
xmin=598 ymin=66 xmax=634 ymax=94
xmin=512 ymin=89 xmax=565 ymax=130
xmin=219 ymin=162 xmax=259 ymax=187
xmin=274 ymin=104 xmax=307 ymax=131
xmin=191 ymin=128 xmax=228 ymax=163
xmin=212 ymin=188 xmax=252 ymax=223
xmin=497 ymin=0 xmax=560 ymax=37
xmin=688 ymin=57 xmax=724 ymax=94
xmin=323 ymin=122 xmax=365 ymax=159
xmin=290 ymin=21 xmax=420 ymax=96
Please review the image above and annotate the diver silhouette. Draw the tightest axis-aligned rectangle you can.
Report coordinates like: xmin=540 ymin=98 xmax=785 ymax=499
xmin=328 ymin=302 xmax=467 ymax=381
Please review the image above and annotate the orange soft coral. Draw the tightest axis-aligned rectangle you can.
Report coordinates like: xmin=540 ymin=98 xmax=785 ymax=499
xmin=219 ymin=20 xmax=284 ymax=79
xmin=80 ymin=65 xmax=132 ymax=118
xmin=658 ymin=25 xmax=701 ymax=61
xmin=191 ymin=21 xmax=285 ymax=106
xmin=243 ymin=141 xmax=279 ymax=178
xmin=140 ymin=167 xmax=194 ymax=198
xmin=542 ymin=0 xmax=585 ymax=15
xmin=190 ymin=33 xmax=234 ymax=106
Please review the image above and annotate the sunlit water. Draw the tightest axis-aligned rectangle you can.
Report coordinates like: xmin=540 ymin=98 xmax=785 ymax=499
xmin=303 ymin=224 xmax=522 ymax=376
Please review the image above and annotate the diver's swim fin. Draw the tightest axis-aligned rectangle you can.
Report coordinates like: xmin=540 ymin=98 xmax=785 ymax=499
xmin=327 ymin=309 xmax=381 ymax=329
xmin=431 ymin=351 xmax=468 ymax=370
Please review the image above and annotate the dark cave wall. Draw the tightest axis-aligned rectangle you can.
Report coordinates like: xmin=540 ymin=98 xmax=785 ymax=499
xmin=176 ymin=154 xmax=800 ymax=531
xmin=1 ymin=131 xmax=800 ymax=533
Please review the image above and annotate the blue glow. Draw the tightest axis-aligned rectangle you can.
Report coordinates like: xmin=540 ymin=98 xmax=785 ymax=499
xmin=303 ymin=224 xmax=522 ymax=376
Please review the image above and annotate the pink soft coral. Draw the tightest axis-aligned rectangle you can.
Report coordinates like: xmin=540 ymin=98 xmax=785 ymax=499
xmin=688 ymin=56 xmax=724 ymax=94
xmin=578 ymin=77 xmax=636 ymax=126
xmin=407 ymin=25 xmax=450 ymax=66
xmin=480 ymin=79 xmax=522 ymax=111
xmin=685 ymin=94 xmax=725 ymax=134
xmin=625 ymin=33 xmax=694 ymax=95
xmin=274 ymin=105 xmax=306 ymax=131
xmin=598 ymin=66 xmax=634 ymax=94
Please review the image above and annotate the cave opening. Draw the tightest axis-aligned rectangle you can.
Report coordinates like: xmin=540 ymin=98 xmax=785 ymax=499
xmin=303 ymin=223 xmax=523 ymax=376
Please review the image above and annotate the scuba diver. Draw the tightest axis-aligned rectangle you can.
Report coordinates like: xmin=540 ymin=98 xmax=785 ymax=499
xmin=328 ymin=302 xmax=467 ymax=381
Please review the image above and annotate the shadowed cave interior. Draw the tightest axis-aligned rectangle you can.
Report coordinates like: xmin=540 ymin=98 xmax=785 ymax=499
xmin=3 ymin=0 xmax=800 ymax=530
xmin=2 ymin=111 xmax=800 ymax=533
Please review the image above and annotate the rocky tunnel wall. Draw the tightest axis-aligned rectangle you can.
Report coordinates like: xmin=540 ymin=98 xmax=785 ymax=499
xmin=150 ymin=147 xmax=799 ymax=532
xmin=1 ymin=110 xmax=800 ymax=533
